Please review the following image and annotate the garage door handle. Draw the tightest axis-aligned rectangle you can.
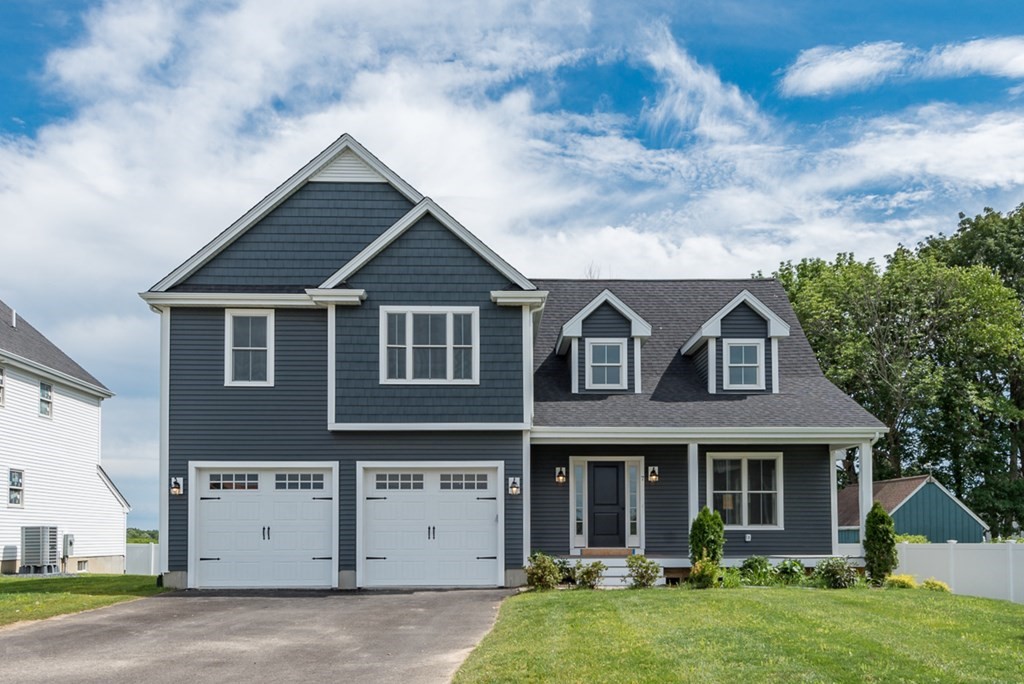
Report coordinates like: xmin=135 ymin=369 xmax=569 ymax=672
xmin=477 ymin=496 xmax=496 ymax=500
xmin=312 ymin=496 xmax=332 ymax=500
xmin=312 ymin=557 xmax=331 ymax=560
xmin=366 ymin=496 xmax=387 ymax=500
xmin=267 ymin=526 xmax=271 ymax=540
xmin=200 ymin=496 xmax=220 ymax=500
xmin=366 ymin=557 xmax=387 ymax=560
xmin=262 ymin=526 xmax=266 ymax=540
xmin=199 ymin=557 xmax=220 ymax=561
xmin=477 ymin=556 xmax=497 ymax=560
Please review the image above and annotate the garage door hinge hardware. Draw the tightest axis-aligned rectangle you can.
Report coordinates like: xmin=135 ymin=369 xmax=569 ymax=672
xmin=366 ymin=496 xmax=387 ymax=500
xmin=200 ymin=496 xmax=221 ymax=500
xmin=312 ymin=496 xmax=332 ymax=500
xmin=199 ymin=557 xmax=220 ymax=561
xmin=366 ymin=556 xmax=387 ymax=560
xmin=476 ymin=496 xmax=497 ymax=500
xmin=477 ymin=556 xmax=497 ymax=560
xmin=312 ymin=556 xmax=331 ymax=560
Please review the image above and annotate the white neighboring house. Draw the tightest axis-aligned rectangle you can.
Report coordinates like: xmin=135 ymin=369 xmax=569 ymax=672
xmin=0 ymin=299 xmax=130 ymax=574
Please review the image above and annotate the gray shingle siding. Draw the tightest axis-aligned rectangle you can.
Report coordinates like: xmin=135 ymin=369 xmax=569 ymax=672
xmin=693 ymin=343 xmax=708 ymax=389
xmin=697 ymin=444 xmax=832 ymax=556
xmin=529 ymin=445 xmax=689 ymax=557
xmin=577 ymin=302 xmax=634 ymax=394
xmin=174 ymin=183 xmax=414 ymax=292
xmin=167 ymin=307 xmax=523 ymax=572
xmin=337 ymin=214 xmax=524 ymax=423
xmin=718 ymin=302 xmax=772 ymax=394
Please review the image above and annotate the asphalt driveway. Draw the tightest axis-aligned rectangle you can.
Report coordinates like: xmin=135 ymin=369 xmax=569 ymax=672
xmin=0 ymin=588 xmax=512 ymax=683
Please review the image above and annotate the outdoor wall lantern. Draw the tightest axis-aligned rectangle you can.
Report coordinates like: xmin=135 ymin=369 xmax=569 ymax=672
xmin=647 ymin=466 xmax=660 ymax=484
xmin=170 ymin=477 xmax=183 ymax=496
xmin=554 ymin=467 xmax=567 ymax=485
xmin=508 ymin=477 xmax=521 ymax=496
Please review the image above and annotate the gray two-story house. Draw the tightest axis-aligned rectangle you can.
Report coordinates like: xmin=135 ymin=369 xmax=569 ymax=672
xmin=141 ymin=135 xmax=885 ymax=589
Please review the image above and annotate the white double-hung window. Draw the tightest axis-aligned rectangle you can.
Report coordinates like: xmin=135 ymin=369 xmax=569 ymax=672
xmin=380 ymin=306 xmax=479 ymax=384
xmin=585 ymin=338 xmax=628 ymax=390
xmin=225 ymin=309 xmax=275 ymax=387
xmin=707 ymin=453 xmax=783 ymax=528
xmin=722 ymin=339 xmax=765 ymax=390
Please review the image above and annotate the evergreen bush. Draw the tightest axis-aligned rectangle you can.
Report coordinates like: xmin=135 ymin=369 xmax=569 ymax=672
xmin=864 ymin=501 xmax=899 ymax=585
xmin=689 ymin=506 xmax=725 ymax=565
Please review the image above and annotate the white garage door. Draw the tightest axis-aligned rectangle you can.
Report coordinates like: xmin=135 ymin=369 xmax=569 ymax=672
xmin=194 ymin=467 xmax=334 ymax=588
xmin=361 ymin=466 xmax=501 ymax=587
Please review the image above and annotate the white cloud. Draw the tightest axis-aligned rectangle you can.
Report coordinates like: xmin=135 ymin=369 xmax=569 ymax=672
xmin=779 ymin=41 xmax=914 ymax=97
xmin=925 ymin=37 xmax=1024 ymax=79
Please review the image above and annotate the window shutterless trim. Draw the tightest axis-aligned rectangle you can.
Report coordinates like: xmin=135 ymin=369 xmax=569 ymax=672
xmin=378 ymin=306 xmax=480 ymax=385
xmin=8 ymin=468 xmax=24 ymax=507
xmin=0 ymin=366 xmax=5 ymax=407
xmin=584 ymin=338 xmax=628 ymax=390
xmin=39 ymin=382 xmax=53 ymax=418
xmin=224 ymin=309 xmax=275 ymax=387
xmin=705 ymin=452 xmax=784 ymax=530
xmin=722 ymin=338 xmax=766 ymax=391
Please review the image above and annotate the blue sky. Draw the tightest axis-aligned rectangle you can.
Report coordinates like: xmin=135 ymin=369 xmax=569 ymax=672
xmin=2 ymin=0 xmax=1023 ymax=528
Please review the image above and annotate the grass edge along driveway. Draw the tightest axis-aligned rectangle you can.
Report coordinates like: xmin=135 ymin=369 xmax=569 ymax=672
xmin=0 ymin=574 xmax=169 ymax=627
xmin=454 ymin=587 xmax=1024 ymax=683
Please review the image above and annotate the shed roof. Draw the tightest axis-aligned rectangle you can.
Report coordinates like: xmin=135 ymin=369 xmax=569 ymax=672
xmin=836 ymin=475 xmax=931 ymax=527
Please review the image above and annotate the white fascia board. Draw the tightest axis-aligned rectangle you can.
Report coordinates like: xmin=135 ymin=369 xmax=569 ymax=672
xmin=139 ymin=292 xmax=318 ymax=308
xmin=491 ymin=290 xmax=548 ymax=307
xmin=330 ymin=421 xmax=529 ymax=431
xmin=150 ymin=134 xmax=424 ymax=292
xmin=530 ymin=426 xmax=888 ymax=445
xmin=305 ymin=289 xmax=367 ymax=306
xmin=679 ymin=331 xmax=707 ymax=356
xmin=557 ymin=289 xmax=652 ymax=356
xmin=702 ymin=290 xmax=792 ymax=339
xmin=0 ymin=350 xmax=113 ymax=399
xmin=320 ymin=198 xmax=536 ymax=291
xmin=97 ymin=465 xmax=132 ymax=512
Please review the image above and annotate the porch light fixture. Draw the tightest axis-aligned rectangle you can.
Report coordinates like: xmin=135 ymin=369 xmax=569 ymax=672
xmin=508 ymin=477 xmax=521 ymax=496
xmin=647 ymin=466 xmax=659 ymax=484
xmin=554 ymin=467 xmax=567 ymax=485
xmin=170 ymin=477 xmax=183 ymax=496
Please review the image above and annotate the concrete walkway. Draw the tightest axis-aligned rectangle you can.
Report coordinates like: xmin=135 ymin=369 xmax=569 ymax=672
xmin=0 ymin=588 xmax=512 ymax=683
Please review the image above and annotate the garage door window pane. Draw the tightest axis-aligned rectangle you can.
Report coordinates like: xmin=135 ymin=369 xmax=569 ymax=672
xmin=440 ymin=473 xmax=488 ymax=491
xmin=275 ymin=473 xmax=325 ymax=490
xmin=375 ymin=473 xmax=424 ymax=490
xmin=210 ymin=473 xmax=259 ymax=490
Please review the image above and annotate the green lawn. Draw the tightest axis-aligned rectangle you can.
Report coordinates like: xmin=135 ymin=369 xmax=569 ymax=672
xmin=0 ymin=575 xmax=169 ymax=627
xmin=455 ymin=587 xmax=1024 ymax=683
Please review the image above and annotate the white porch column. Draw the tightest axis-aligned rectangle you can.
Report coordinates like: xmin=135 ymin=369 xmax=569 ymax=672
xmin=859 ymin=440 xmax=874 ymax=552
xmin=688 ymin=443 xmax=699 ymax=527
xmin=830 ymin=448 xmax=843 ymax=556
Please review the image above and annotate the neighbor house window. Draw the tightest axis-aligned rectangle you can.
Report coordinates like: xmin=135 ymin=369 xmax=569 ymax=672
xmin=722 ymin=339 xmax=765 ymax=390
xmin=9 ymin=469 xmax=23 ymax=506
xmin=379 ymin=307 xmax=479 ymax=384
xmin=585 ymin=338 xmax=628 ymax=390
xmin=0 ymin=367 xmax=5 ymax=406
xmin=707 ymin=453 xmax=782 ymax=528
xmin=39 ymin=382 xmax=53 ymax=417
xmin=225 ymin=309 xmax=274 ymax=386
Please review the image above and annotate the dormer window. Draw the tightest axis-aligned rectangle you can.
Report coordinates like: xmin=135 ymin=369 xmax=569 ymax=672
xmin=723 ymin=339 xmax=765 ymax=390
xmin=585 ymin=339 xmax=628 ymax=390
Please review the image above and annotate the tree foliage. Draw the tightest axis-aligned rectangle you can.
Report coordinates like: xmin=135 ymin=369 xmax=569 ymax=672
xmin=689 ymin=506 xmax=725 ymax=565
xmin=770 ymin=205 xmax=1024 ymax=535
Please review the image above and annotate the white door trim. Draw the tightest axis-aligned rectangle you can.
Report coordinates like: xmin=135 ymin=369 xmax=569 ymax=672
xmin=568 ymin=456 xmax=645 ymax=554
xmin=355 ymin=460 xmax=505 ymax=588
xmin=187 ymin=460 xmax=340 ymax=589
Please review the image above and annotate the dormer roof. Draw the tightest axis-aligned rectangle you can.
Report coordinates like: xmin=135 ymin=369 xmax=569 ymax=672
xmin=555 ymin=289 xmax=652 ymax=354
xmin=679 ymin=289 xmax=790 ymax=356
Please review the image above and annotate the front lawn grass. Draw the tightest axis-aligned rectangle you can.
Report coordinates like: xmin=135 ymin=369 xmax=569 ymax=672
xmin=455 ymin=587 xmax=1024 ymax=683
xmin=0 ymin=575 xmax=169 ymax=627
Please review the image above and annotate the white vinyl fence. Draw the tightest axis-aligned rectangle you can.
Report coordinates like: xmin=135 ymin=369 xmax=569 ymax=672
xmin=126 ymin=543 xmax=160 ymax=575
xmin=896 ymin=541 xmax=1023 ymax=604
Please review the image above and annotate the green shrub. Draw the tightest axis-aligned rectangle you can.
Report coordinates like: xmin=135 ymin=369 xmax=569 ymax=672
xmin=740 ymin=556 xmax=778 ymax=586
xmin=689 ymin=552 xmax=719 ymax=589
xmin=720 ymin=567 xmax=742 ymax=589
xmin=895 ymin=534 xmax=929 ymax=544
xmin=689 ymin=506 xmax=725 ymax=565
xmin=776 ymin=558 xmax=805 ymax=585
xmin=864 ymin=501 xmax=899 ymax=585
xmin=525 ymin=552 xmax=561 ymax=590
xmin=885 ymin=573 xmax=918 ymax=589
xmin=554 ymin=557 xmax=576 ymax=584
xmin=624 ymin=554 xmax=661 ymax=589
xmin=813 ymin=556 xmax=858 ymax=589
xmin=573 ymin=560 xmax=606 ymax=589
xmin=922 ymin=577 xmax=951 ymax=592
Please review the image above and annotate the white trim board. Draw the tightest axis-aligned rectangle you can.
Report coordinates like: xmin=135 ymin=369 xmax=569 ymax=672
xmin=705 ymin=451 xmax=785 ymax=531
xmin=319 ymin=198 xmax=535 ymax=291
xmin=330 ymin=422 xmax=529 ymax=431
xmin=567 ymin=456 xmax=645 ymax=553
xmin=680 ymin=289 xmax=791 ymax=356
xmin=150 ymin=134 xmax=423 ymax=292
xmin=0 ymin=350 xmax=113 ymax=399
xmin=531 ymin=426 xmax=888 ymax=446
xmin=556 ymin=289 xmax=652 ymax=355
xmin=139 ymin=291 xmax=365 ymax=308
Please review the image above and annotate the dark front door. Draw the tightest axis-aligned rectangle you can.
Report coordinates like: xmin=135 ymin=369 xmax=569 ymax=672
xmin=588 ymin=462 xmax=625 ymax=547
